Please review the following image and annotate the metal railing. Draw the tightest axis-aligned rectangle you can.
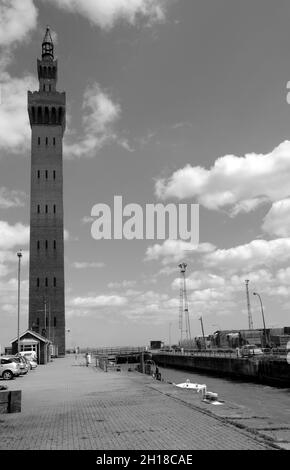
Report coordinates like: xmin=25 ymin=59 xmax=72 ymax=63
xmin=93 ymin=346 xmax=146 ymax=356
xmin=152 ymin=349 xmax=288 ymax=360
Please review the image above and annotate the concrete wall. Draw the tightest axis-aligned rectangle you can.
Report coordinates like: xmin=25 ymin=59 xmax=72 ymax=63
xmin=153 ymin=353 xmax=290 ymax=386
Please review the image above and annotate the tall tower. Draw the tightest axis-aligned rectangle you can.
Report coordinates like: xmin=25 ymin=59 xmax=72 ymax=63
xmin=28 ymin=27 xmax=66 ymax=355
xmin=178 ymin=262 xmax=191 ymax=345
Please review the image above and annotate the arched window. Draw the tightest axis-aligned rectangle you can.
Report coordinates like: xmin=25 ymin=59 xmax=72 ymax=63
xmin=53 ymin=277 xmax=56 ymax=287
xmin=54 ymin=240 xmax=56 ymax=249
xmin=45 ymin=240 xmax=48 ymax=249
xmin=37 ymin=107 xmax=42 ymax=124
xmin=37 ymin=170 xmax=40 ymax=179
xmin=37 ymin=204 xmax=40 ymax=214
xmin=38 ymin=137 xmax=40 ymax=145
xmin=53 ymin=170 xmax=56 ymax=179
xmin=37 ymin=241 xmax=40 ymax=250
xmin=54 ymin=317 xmax=57 ymax=327
xmin=51 ymin=108 xmax=56 ymax=124
xmin=58 ymin=107 xmax=62 ymax=124
xmin=37 ymin=278 xmax=40 ymax=287
xmin=45 ymin=170 xmax=48 ymax=179
xmin=53 ymin=137 xmax=56 ymax=146
xmin=45 ymin=205 xmax=48 ymax=214
xmin=44 ymin=107 xmax=49 ymax=124
xmin=53 ymin=204 xmax=56 ymax=214
xmin=45 ymin=277 xmax=48 ymax=287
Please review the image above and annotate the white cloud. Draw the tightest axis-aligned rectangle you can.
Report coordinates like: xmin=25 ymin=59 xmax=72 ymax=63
xmin=45 ymin=0 xmax=166 ymax=30
xmin=204 ymin=238 xmax=290 ymax=272
xmin=70 ymin=295 xmax=128 ymax=307
xmin=108 ymin=280 xmax=136 ymax=288
xmin=156 ymin=140 xmax=290 ymax=216
xmin=172 ymin=271 xmax=225 ymax=291
xmin=81 ymin=216 xmax=94 ymax=224
xmin=0 ymin=72 xmax=38 ymax=153
xmin=262 ymin=199 xmax=290 ymax=237
xmin=0 ymin=221 xmax=29 ymax=250
xmin=64 ymin=82 xmax=121 ymax=158
xmin=145 ymin=239 xmax=216 ymax=265
xmin=73 ymin=261 xmax=105 ymax=269
xmin=0 ymin=187 xmax=26 ymax=209
xmin=0 ymin=0 xmax=37 ymax=47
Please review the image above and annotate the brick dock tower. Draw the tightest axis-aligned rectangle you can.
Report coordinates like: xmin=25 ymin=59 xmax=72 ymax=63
xmin=28 ymin=28 xmax=66 ymax=355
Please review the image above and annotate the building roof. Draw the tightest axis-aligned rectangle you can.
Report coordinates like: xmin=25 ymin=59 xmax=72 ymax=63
xmin=10 ymin=329 xmax=51 ymax=345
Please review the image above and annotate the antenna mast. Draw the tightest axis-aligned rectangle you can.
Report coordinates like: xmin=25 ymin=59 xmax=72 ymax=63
xmin=245 ymin=280 xmax=253 ymax=329
xmin=178 ymin=262 xmax=191 ymax=345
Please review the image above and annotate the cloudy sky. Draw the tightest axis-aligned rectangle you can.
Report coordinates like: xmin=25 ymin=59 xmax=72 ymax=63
xmin=1 ymin=0 xmax=290 ymax=349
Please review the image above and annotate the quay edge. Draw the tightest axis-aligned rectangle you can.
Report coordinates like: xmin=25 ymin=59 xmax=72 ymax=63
xmin=152 ymin=353 xmax=290 ymax=387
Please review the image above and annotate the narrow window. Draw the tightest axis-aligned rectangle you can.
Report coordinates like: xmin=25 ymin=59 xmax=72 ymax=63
xmin=38 ymin=137 xmax=40 ymax=145
xmin=45 ymin=137 xmax=48 ymax=145
xmin=49 ymin=85 xmax=51 ymax=92
xmin=45 ymin=277 xmax=48 ymax=287
xmin=45 ymin=170 xmax=48 ymax=180
xmin=46 ymin=317 xmax=48 ymax=327
xmin=37 ymin=170 xmax=40 ymax=179
xmin=43 ymin=84 xmax=45 ymax=92
xmin=37 ymin=241 xmax=40 ymax=250
xmin=45 ymin=205 xmax=48 ymax=213
xmin=37 ymin=318 xmax=39 ymax=326
xmin=53 ymin=277 xmax=56 ymax=287
xmin=53 ymin=240 xmax=56 ymax=249
xmin=37 ymin=204 xmax=40 ymax=214
xmin=53 ymin=170 xmax=56 ymax=180
xmin=54 ymin=317 xmax=57 ymax=327
xmin=53 ymin=137 xmax=56 ymax=146
xmin=53 ymin=204 xmax=56 ymax=214
xmin=37 ymin=278 xmax=40 ymax=287
xmin=45 ymin=240 xmax=48 ymax=249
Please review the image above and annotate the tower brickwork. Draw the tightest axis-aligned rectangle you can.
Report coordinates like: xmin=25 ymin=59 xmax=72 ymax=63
xmin=28 ymin=28 xmax=66 ymax=355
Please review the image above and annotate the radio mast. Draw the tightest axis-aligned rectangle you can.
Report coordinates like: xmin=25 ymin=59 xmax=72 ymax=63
xmin=245 ymin=280 xmax=253 ymax=329
xmin=178 ymin=263 xmax=191 ymax=345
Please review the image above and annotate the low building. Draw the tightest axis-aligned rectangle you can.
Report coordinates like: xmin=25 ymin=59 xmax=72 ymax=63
xmin=150 ymin=340 xmax=164 ymax=350
xmin=11 ymin=330 xmax=52 ymax=364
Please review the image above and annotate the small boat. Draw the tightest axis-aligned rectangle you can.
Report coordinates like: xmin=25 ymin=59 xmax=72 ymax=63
xmin=174 ymin=379 xmax=207 ymax=392
xmin=174 ymin=379 xmax=223 ymax=405
xmin=198 ymin=387 xmax=223 ymax=405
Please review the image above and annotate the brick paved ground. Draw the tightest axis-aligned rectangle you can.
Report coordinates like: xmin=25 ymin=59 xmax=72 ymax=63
xmin=0 ymin=355 xmax=275 ymax=450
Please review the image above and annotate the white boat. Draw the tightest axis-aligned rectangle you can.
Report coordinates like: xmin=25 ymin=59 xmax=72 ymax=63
xmin=174 ymin=379 xmax=223 ymax=405
xmin=174 ymin=379 xmax=206 ymax=392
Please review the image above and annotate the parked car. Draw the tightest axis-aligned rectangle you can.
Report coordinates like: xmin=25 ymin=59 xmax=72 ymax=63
xmin=240 ymin=344 xmax=263 ymax=357
xmin=19 ymin=352 xmax=38 ymax=369
xmin=0 ymin=356 xmax=21 ymax=380
xmin=9 ymin=356 xmax=29 ymax=375
xmin=15 ymin=355 xmax=30 ymax=374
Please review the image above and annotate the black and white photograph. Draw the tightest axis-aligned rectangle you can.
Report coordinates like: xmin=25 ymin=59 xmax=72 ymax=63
xmin=0 ymin=0 xmax=289 ymax=456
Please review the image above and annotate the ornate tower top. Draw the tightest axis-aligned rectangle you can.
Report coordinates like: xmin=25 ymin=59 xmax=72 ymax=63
xmin=42 ymin=26 xmax=54 ymax=61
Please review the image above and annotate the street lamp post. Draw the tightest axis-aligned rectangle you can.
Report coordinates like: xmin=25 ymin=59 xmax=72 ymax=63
xmin=253 ymin=292 xmax=268 ymax=347
xmin=17 ymin=250 xmax=22 ymax=354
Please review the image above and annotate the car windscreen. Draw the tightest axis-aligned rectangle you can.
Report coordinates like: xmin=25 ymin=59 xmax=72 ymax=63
xmin=1 ymin=358 xmax=13 ymax=364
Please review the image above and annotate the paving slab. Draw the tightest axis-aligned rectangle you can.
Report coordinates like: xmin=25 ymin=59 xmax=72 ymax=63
xmin=0 ymin=356 xmax=277 ymax=450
